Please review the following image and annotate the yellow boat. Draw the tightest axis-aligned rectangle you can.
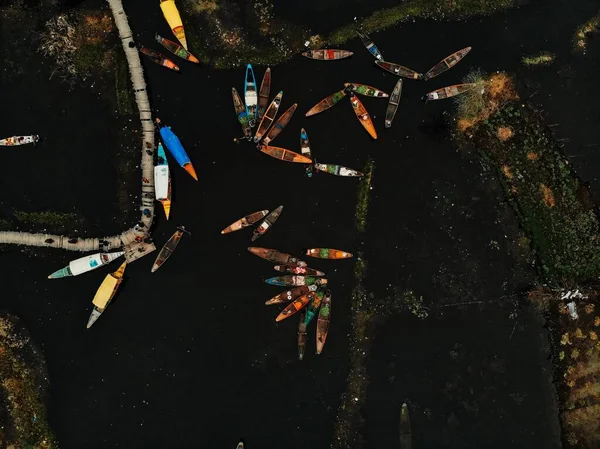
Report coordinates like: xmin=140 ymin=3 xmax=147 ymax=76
xmin=86 ymin=262 xmax=127 ymax=329
xmin=160 ymin=0 xmax=187 ymax=50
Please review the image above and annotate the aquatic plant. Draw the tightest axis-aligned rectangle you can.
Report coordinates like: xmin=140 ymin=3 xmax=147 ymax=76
xmin=13 ymin=211 xmax=85 ymax=234
xmin=453 ymin=68 xmax=488 ymax=121
xmin=355 ymin=159 xmax=374 ymax=233
xmin=521 ymin=52 xmax=556 ymax=66
xmin=573 ymin=10 xmax=600 ymax=53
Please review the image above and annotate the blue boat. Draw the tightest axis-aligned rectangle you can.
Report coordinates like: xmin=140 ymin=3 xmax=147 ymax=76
xmin=357 ymin=30 xmax=383 ymax=61
xmin=244 ymin=64 xmax=258 ymax=128
xmin=155 ymin=118 xmax=198 ymax=181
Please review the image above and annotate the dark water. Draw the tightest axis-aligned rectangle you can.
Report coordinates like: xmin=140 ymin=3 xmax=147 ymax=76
xmin=1 ymin=0 xmax=599 ymax=447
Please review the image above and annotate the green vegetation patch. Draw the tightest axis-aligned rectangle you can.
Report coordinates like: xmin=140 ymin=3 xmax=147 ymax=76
xmin=522 ymin=52 xmax=556 ymax=67
xmin=0 ymin=313 xmax=56 ymax=448
xmin=355 ymin=159 xmax=374 ymax=233
xmin=13 ymin=211 xmax=86 ymax=234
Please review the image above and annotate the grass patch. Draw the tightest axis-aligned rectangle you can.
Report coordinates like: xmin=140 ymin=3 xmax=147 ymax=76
xmin=573 ymin=10 xmax=600 ymax=53
xmin=13 ymin=211 xmax=85 ymax=234
xmin=355 ymin=159 xmax=374 ymax=233
xmin=522 ymin=51 xmax=556 ymax=66
xmin=114 ymin=49 xmax=134 ymax=115
xmin=455 ymin=71 xmax=600 ymax=285
xmin=0 ymin=313 xmax=56 ymax=448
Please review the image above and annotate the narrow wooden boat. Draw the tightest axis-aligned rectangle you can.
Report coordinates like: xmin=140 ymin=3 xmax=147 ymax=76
xmin=87 ymin=261 xmax=126 ymax=329
xmin=151 ymin=226 xmax=190 ymax=273
xmin=300 ymin=128 xmax=314 ymax=177
xmin=159 ymin=0 xmax=187 ymax=49
xmin=248 ymin=247 xmax=306 ymax=266
xmin=155 ymin=33 xmax=199 ymax=63
xmin=123 ymin=241 xmax=156 ymax=263
xmin=257 ymin=68 xmax=271 ymax=120
xmin=265 ymin=285 xmax=318 ymax=306
xmin=423 ymin=83 xmax=475 ymax=101
xmin=298 ymin=309 xmax=308 ymax=360
xmin=375 ymin=60 xmax=422 ymax=80
xmin=244 ymin=64 xmax=258 ymax=127
xmin=349 ymin=93 xmax=377 ymax=139
xmin=304 ymin=289 xmax=324 ymax=325
xmin=316 ymin=290 xmax=332 ymax=354
xmin=314 ymin=163 xmax=363 ymax=177
xmin=139 ymin=46 xmax=180 ymax=72
xmin=302 ymin=49 xmax=353 ymax=60
xmin=232 ymin=87 xmax=252 ymax=140
xmin=305 ymin=90 xmax=346 ymax=117
xmin=385 ymin=79 xmax=403 ymax=129
xmin=357 ymin=30 xmax=383 ymax=61
xmin=48 ymin=251 xmax=124 ymax=279
xmin=399 ymin=403 xmax=412 ymax=449
xmin=236 ymin=442 xmax=244 ymax=449
xmin=265 ymin=276 xmax=328 ymax=287
xmin=305 ymin=248 xmax=353 ymax=259
xmin=422 ymin=46 xmax=471 ymax=81
xmin=344 ymin=82 xmax=388 ymax=98
xmin=154 ymin=142 xmax=171 ymax=220
xmin=262 ymin=103 xmax=297 ymax=145
xmin=275 ymin=291 xmax=316 ymax=322
xmin=260 ymin=145 xmax=312 ymax=163
xmin=156 ymin=118 xmax=198 ymax=180
xmin=274 ymin=265 xmax=325 ymax=276
xmin=251 ymin=205 xmax=283 ymax=242
xmin=221 ymin=209 xmax=269 ymax=234
xmin=254 ymin=91 xmax=282 ymax=143
xmin=0 ymin=135 xmax=39 ymax=146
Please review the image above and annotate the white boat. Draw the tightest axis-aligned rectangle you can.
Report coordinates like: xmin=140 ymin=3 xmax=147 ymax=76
xmin=48 ymin=251 xmax=124 ymax=279
xmin=154 ymin=142 xmax=171 ymax=219
xmin=0 ymin=135 xmax=39 ymax=146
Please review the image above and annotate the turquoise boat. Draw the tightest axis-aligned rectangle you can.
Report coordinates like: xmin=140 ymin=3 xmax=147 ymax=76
xmin=304 ymin=289 xmax=324 ymax=325
xmin=244 ymin=64 xmax=258 ymax=127
xmin=264 ymin=275 xmax=327 ymax=287
xmin=155 ymin=118 xmax=198 ymax=181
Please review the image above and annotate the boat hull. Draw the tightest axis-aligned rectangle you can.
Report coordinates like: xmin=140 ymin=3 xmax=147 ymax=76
xmin=344 ymin=82 xmax=388 ymax=98
xmin=305 ymin=248 xmax=352 ymax=259
xmin=160 ymin=0 xmax=187 ymax=49
xmin=139 ymin=46 xmax=180 ymax=71
xmin=260 ymin=145 xmax=312 ymax=163
xmin=154 ymin=142 xmax=170 ymax=200
xmin=251 ymin=205 xmax=283 ymax=242
xmin=265 ymin=276 xmax=328 ymax=287
xmin=385 ymin=79 xmax=403 ymax=128
xmin=157 ymin=119 xmax=197 ymax=180
xmin=244 ymin=64 xmax=258 ymax=127
xmin=350 ymin=94 xmax=377 ymax=139
xmin=254 ymin=91 xmax=282 ymax=143
xmin=265 ymin=285 xmax=317 ymax=305
xmin=221 ymin=210 xmax=269 ymax=234
xmin=155 ymin=33 xmax=199 ymax=63
xmin=274 ymin=265 xmax=325 ymax=276
xmin=316 ymin=290 xmax=331 ymax=354
xmin=298 ymin=310 xmax=308 ymax=360
xmin=306 ymin=90 xmax=346 ymax=117
xmin=399 ymin=403 xmax=412 ymax=449
xmin=302 ymin=49 xmax=353 ymax=60
xmin=275 ymin=292 xmax=315 ymax=322
xmin=304 ymin=289 xmax=324 ymax=325
xmin=87 ymin=261 xmax=127 ymax=328
xmin=232 ymin=88 xmax=252 ymax=139
xmin=425 ymin=83 xmax=475 ymax=101
xmin=0 ymin=135 xmax=39 ymax=146
xmin=357 ymin=31 xmax=383 ymax=60
xmin=375 ymin=60 xmax=422 ymax=80
xmin=423 ymin=46 xmax=471 ymax=81
xmin=248 ymin=247 xmax=306 ymax=266
xmin=262 ymin=104 xmax=297 ymax=145
xmin=314 ymin=163 xmax=363 ymax=177
xmin=257 ymin=68 xmax=272 ymax=120
xmin=151 ymin=228 xmax=187 ymax=272
xmin=48 ymin=251 xmax=124 ymax=279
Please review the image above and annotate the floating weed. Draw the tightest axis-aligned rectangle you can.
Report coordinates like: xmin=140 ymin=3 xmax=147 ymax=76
xmin=355 ymin=159 xmax=374 ymax=233
xmin=573 ymin=10 xmax=600 ymax=53
xmin=522 ymin=52 xmax=556 ymax=66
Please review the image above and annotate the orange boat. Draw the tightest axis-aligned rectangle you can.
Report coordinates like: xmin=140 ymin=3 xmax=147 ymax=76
xmin=254 ymin=91 xmax=282 ymax=143
xmin=349 ymin=93 xmax=377 ymax=139
xmin=422 ymin=46 xmax=471 ymax=81
xmin=316 ymin=290 xmax=332 ymax=354
xmin=257 ymin=68 xmax=272 ymax=120
xmin=305 ymin=248 xmax=353 ymax=259
xmin=423 ymin=83 xmax=475 ymax=101
xmin=275 ymin=291 xmax=316 ymax=322
xmin=302 ymin=49 xmax=353 ymax=60
xmin=305 ymin=90 xmax=346 ymax=117
xmin=265 ymin=285 xmax=317 ymax=306
xmin=375 ymin=60 xmax=422 ymax=80
xmin=248 ymin=247 xmax=307 ymax=266
xmin=298 ymin=310 xmax=308 ymax=360
xmin=260 ymin=145 xmax=312 ymax=163
xmin=221 ymin=209 xmax=269 ymax=234
xmin=139 ymin=46 xmax=179 ymax=72
xmin=262 ymin=104 xmax=297 ymax=145
xmin=151 ymin=226 xmax=190 ymax=272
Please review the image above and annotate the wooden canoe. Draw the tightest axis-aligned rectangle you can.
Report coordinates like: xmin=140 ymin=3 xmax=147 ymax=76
xmin=260 ymin=145 xmax=312 ymax=163
xmin=87 ymin=261 xmax=126 ymax=329
xmin=244 ymin=64 xmax=258 ymax=127
xmin=300 ymin=128 xmax=312 ymax=159
xmin=257 ymin=68 xmax=271 ymax=120
xmin=221 ymin=209 xmax=269 ymax=234
xmin=274 ymin=265 xmax=325 ymax=276
xmin=305 ymin=248 xmax=353 ymax=259
xmin=151 ymin=226 xmax=190 ymax=272
xmin=254 ymin=91 xmax=282 ymax=143
xmin=344 ymin=82 xmax=388 ymax=98
xmin=154 ymin=142 xmax=171 ymax=220
xmin=399 ymin=403 xmax=412 ymax=449
xmin=247 ymin=247 xmax=307 ymax=266
xmin=139 ymin=46 xmax=180 ymax=71
xmin=265 ymin=276 xmax=328 ymax=287
xmin=423 ymin=46 xmax=471 ymax=81
xmin=357 ymin=30 xmax=383 ymax=61
xmin=304 ymin=289 xmax=324 ymax=325
xmin=251 ymin=205 xmax=283 ymax=242
xmin=232 ymin=88 xmax=252 ymax=140
xmin=302 ymin=49 xmax=353 ymax=60
xmin=275 ymin=292 xmax=316 ymax=322
xmin=385 ymin=79 xmax=403 ymax=129
xmin=375 ymin=60 xmax=422 ymax=80
xmin=314 ymin=163 xmax=363 ymax=177
xmin=262 ymin=104 xmax=297 ymax=145
xmin=424 ymin=83 xmax=475 ymax=101
xmin=298 ymin=309 xmax=308 ymax=360
xmin=349 ymin=93 xmax=377 ymax=139
xmin=160 ymin=0 xmax=187 ymax=49
xmin=160 ymin=182 xmax=172 ymax=220
xmin=155 ymin=33 xmax=199 ymax=63
xmin=265 ymin=285 xmax=317 ymax=306
xmin=306 ymin=90 xmax=346 ymax=117
xmin=0 ymin=135 xmax=39 ymax=146
xmin=316 ymin=290 xmax=331 ymax=354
